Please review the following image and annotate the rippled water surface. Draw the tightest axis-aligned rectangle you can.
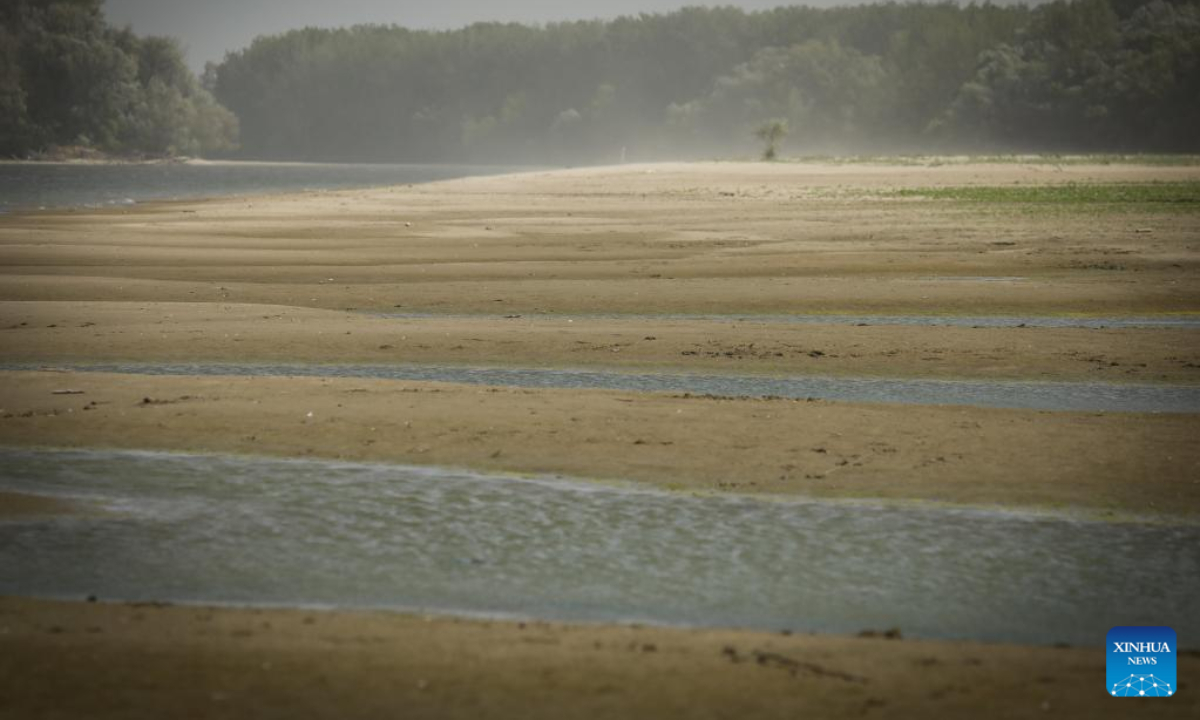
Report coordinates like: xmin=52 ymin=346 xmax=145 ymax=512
xmin=1 ymin=449 xmax=1197 ymax=646
xmin=0 ymin=162 xmax=530 ymax=212
xmin=8 ymin=362 xmax=1198 ymax=413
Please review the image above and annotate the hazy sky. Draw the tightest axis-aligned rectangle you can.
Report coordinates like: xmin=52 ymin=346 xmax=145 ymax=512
xmin=105 ymin=0 xmax=839 ymax=71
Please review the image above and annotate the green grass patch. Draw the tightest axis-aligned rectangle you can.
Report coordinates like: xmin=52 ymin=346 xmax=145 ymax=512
xmin=776 ymin=154 xmax=1200 ymax=167
xmin=892 ymin=181 xmax=1200 ymax=211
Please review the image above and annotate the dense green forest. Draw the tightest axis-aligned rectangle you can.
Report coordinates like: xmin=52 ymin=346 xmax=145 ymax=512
xmin=209 ymin=0 xmax=1200 ymax=162
xmin=3 ymin=0 xmax=1198 ymax=162
xmin=1 ymin=0 xmax=237 ymax=158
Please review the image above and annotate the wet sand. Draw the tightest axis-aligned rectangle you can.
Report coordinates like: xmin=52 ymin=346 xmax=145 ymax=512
xmin=2 ymin=301 xmax=1198 ymax=383
xmin=2 ymin=596 xmax=1196 ymax=720
xmin=1 ymin=161 xmax=1198 ymax=717
xmin=0 ymin=490 xmax=78 ymax=518
xmin=2 ymin=370 xmax=1198 ymax=515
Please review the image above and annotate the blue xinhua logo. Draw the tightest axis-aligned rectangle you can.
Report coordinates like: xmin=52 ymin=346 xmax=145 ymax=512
xmin=1107 ymin=627 xmax=1177 ymax=698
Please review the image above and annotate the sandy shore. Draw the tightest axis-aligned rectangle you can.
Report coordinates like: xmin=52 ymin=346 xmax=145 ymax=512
xmin=2 ymin=370 xmax=1198 ymax=516
xmin=2 ymin=596 xmax=1195 ymax=720
xmin=2 ymin=161 xmax=1196 ymax=388
xmin=2 ymin=301 xmax=1198 ymax=383
xmin=2 ymin=162 xmax=1198 ymax=317
xmin=1 ymin=161 xmax=1198 ymax=717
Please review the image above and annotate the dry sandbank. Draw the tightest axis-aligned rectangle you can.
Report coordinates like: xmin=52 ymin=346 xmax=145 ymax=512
xmin=3 ymin=596 xmax=1195 ymax=720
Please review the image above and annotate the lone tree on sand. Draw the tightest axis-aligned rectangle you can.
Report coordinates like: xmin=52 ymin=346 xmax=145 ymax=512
xmin=754 ymin=119 xmax=788 ymax=161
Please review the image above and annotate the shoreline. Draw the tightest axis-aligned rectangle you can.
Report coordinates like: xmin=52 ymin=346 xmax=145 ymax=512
xmin=0 ymin=593 xmax=1119 ymax=650
xmin=3 ymin=301 xmax=1198 ymax=385
xmin=11 ymin=595 xmax=1190 ymax=720
xmin=0 ymin=160 xmax=554 ymax=217
xmin=2 ymin=370 xmax=1197 ymax=516
xmin=0 ymin=156 xmax=194 ymax=167
xmin=6 ymin=354 xmax=1199 ymax=389
xmin=0 ymin=157 xmax=549 ymax=168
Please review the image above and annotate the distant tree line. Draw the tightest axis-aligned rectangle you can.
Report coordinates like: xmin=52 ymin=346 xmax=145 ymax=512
xmin=4 ymin=0 xmax=1197 ymax=162
xmin=1 ymin=0 xmax=238 ymax=158
xmin=209 ymin=0 xmax=1200 ymax=162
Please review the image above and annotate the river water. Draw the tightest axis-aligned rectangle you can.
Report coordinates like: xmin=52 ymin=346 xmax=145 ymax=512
xmin=0 ymin=162 xmax=531 ymax=212
xmin=6 ymin=362 xmax=1197 ymax=413
xmin=374 ymin=311 xmax=1200 ymax=330
xmin=1 ymin=449 xmax=1196 ymax=647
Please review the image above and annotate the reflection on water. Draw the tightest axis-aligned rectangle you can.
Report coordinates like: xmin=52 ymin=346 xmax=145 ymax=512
xmin=1 ymin=449 xmax=1196 ymax=646
xmin=0 ymin=162 xmax=532 ymax=212
xmin=5 ymin=362 xmax=1198 ymax=413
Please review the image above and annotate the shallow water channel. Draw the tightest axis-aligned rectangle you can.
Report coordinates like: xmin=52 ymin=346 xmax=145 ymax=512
xmin=374 ymin=311 xmax=1200 ymax=330
xmin=1 ymin=449 xmax=1197 ymax=647
xmin=11 ymin=362 xmax=1200 ymax=413
xmin=0 ymin=162 xmax=532 ymax=212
